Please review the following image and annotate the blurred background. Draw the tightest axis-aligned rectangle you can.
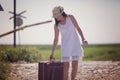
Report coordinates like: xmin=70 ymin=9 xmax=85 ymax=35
xmin=0 ymin=0 xmax=120 ymax=79
xmin=0 ymin=0 xmax=120 ymax=45
xmin=0 ymin=0 xmax=120 ymax=62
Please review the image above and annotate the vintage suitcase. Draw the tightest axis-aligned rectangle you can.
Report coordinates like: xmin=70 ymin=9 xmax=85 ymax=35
xmin=38 ymin=61 xmax=64 ymax=80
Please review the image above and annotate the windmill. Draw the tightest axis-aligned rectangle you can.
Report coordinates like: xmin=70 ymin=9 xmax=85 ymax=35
xmin=0 ymin=0 xmax=52 ymax=46
xmin=9 ymin=10 xmax=27 ymax=45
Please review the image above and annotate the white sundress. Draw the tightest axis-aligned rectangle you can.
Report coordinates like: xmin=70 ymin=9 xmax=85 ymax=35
xmin=58 ymin=16 xmax=84 ymax=62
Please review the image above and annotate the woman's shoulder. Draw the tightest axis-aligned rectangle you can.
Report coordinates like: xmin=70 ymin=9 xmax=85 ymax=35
xmin=67 ymin=14 xmax=74 ymax=18
xmin=67 ymin=14 xmax=76 ymax=21
xmin=67 ymin=14 xmax=76 ymax=23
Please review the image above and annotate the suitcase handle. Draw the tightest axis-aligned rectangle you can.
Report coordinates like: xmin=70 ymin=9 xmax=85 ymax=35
xmin=50 ymin=57 xmax=55 ymax=62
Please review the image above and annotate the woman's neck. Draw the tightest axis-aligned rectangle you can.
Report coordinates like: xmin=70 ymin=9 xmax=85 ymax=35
xmin=60 ymin=17 xmax=66 ymax=25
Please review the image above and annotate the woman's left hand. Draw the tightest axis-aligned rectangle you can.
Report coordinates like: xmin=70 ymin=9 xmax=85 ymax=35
xmin=82 ymin=40 xmax=88 ymax=46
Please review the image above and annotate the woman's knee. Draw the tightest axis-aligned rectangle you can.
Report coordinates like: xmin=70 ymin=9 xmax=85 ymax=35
xmin=72 ymin=61 xmax=78 ymax=67
xmin=63 ymin=62 xmax=69 ymax=68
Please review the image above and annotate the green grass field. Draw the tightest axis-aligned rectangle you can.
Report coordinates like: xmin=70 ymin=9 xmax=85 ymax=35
xmin=0 ymin=44 xmax=120 ymax=62
xmin=35 ymin=44 xmax=120 ymax=61
xmin=83 ymin=44 xmax=120 ymax=61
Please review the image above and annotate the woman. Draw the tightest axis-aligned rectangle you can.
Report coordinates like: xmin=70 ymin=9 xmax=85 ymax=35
xmin=50 ymin=6 xmax=88 ymax=80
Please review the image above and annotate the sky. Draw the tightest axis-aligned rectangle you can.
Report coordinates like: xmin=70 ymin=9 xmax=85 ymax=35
xmin=0 ymin=0 xmax=120 ymax=45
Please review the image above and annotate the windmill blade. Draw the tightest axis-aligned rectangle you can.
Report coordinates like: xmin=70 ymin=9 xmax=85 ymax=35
xmin=18 ymin=10 xmax=27 ymax=15
xmin=9 ymin=11 xmax=14 ymax=14
xmin=9 ymin=16 xmax=14 ymax=19
xmin=9 ymin=11 xmax=19 ymax=16
xmin=0 ymin=4 xmax=4 ymax=11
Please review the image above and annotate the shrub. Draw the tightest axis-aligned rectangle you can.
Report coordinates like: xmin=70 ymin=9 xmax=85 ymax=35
xmin=0 ymin=61 xmax=11 ymax=80
xmin=0 ymin=46 xmax=44 ymax=63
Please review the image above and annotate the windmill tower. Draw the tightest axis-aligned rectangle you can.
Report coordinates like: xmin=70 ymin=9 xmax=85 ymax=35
xmin=9 ymin=10 xmax=27 ymax=45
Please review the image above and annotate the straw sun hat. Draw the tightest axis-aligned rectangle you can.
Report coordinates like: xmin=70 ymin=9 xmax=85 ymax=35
xmin=52 ymin=6 xmax=64 ymax=18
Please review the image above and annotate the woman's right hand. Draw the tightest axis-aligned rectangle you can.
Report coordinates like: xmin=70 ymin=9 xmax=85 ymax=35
xmin=50 ymin=53 xmax=54 ymax=60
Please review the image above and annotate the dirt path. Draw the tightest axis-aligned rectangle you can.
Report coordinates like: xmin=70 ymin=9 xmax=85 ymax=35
xmin=9 ymin=61 xmax=120 ymax=80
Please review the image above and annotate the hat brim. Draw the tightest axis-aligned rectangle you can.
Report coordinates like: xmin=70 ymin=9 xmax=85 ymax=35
xmin=52 ymin=11 xmax=64 ymax=18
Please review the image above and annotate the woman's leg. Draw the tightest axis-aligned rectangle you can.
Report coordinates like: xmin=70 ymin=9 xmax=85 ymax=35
xmin=71 ymin=56 xmax=79 ymax=80
xmin=71 ymin=61 xmax=78 ymax=80
xmin=62 ymin=57 xmax=70 ymax=80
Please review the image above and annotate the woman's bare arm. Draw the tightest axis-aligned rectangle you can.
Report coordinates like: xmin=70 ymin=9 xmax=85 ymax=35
xmin=50 ymin=25 xmax=59 ymax=58
xmin=69 ymin=15 xmax=88 ymax=45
